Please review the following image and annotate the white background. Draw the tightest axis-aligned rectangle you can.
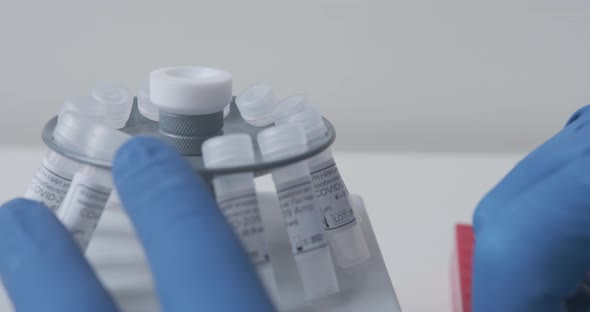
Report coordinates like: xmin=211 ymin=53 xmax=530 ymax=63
xmin=0 ymin=0 xmax=589 ymax=152
xmin=0 ymin=0 xmax=586 ymax=310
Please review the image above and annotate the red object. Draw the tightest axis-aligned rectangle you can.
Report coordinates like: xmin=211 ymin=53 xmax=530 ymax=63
xmin=451 ymin=224 xmax=474 ymax=312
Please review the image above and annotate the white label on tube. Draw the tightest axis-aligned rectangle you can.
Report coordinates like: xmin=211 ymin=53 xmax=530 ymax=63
xmin=310 ymin=159 xmax=358 ymax=231
xmin=276 ymin=177 xmax=327 ymax=255
xmin=59 ymin=175 xmax=111 ymax=250
xmin=217 ymin=190 xmax=270 ymax=265
xmin=24 ymin=160 xmax=73 ymax=212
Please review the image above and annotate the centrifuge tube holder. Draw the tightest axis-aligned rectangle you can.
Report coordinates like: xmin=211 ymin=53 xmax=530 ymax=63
xmin=42 ymin=98 xmax=336 ymax=179
xmin=35 ymin=97 xmax=402 ymax=311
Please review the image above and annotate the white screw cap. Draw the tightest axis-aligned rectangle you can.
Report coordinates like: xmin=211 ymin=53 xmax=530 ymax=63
xmin=235 ymin=84 xmax=276 ymax=127
xmin=273 ymin=95 xmax=326 ymax=143
xmin=91 ymin=82 xmax=133 ymax=129
xmin=150 ymin=66 xmax=232 ymax=116
xmin=257 ymin=124 xmax=307 ymax=161
xmin=60 ymin=96 xmax=106 ymax=123
xmin=202 ymin=134 xmax=255 ymax=169
xmin=53 ymin=111 xmax=131 ymax=162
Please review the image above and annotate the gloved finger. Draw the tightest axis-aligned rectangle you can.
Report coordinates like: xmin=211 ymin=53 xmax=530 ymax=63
xmin=565 ymin=104 xmax=590 ymax=127
xmin=112 ymin=137 xmax=274 ymax=312
xmin=473 ymin=106 xmax=590 ymax=233
xmin=0 ymin=199 xmax=117 ymax=312
xmin=473 ymin=149 xmax=590 ymax=312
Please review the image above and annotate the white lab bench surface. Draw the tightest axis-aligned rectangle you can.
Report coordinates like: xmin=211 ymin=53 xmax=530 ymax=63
xmin=0 ymin=147 xmax=524 ymax=311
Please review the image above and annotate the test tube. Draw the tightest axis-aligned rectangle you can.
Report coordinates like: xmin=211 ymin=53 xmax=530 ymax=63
xmin=24 ymin=96 xmax=112 ymax=212
xmin=91 ymin=82 xmax=134 ymax=129
xmin=235 ymin=84 xmax=277 ymax=127
xmin=273 ymin=96 xmax=370 ymax=268
xmin=54 ymin=111 xmax=131 ymax=250
xmin=24 ymin=84 xmax=133 ymax=213
xmin=201 ymin=134 xmax=278 ymax=301
xmin=257 ymin=124 xmax=340 ymax=300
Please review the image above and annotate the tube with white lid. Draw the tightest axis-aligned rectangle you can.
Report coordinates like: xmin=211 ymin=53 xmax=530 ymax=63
xmin=235 ymin=84 xmax=276 ymax=127
xmin=273 ymin=96 xmax=370 ymax=268
xmin=55 ymin=111 xmax=131 ymax=251
xmin=201 ymin=134 xmax=278 ymax=303
xmin=257 ymin=124 xmax=339 ymax=300
xmin=137 ymin=80 xmax=159 ymax=122
xmin=24 ymin=94 xmax=126 ymax=212
xmin=150 ymin=66 xmax=232 ymax=155
xmin=91 ymin=82 xmax=133 ymax=129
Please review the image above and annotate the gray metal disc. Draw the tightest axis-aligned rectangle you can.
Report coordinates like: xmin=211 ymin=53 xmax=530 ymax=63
xmin=42 ymin=97 xmax=336 ymax=177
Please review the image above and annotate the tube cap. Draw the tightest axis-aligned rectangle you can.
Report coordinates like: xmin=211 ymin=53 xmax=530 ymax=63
xmin=202 ymin=134 xmax=255 ymax=168
xmin=257 ymin=124 xmax=307 ymax=161
xmin=235 ymin=84 xmax=276 ymax=127
xmin=91 ymin=82 xmax=133 ymax=129
xmin=273 ymin=96 xmax=326 ymax=143
xmin=53 ymin=111 xmax=131 ymax=162
xmin=150 ymin=66 xmax=232 ymax=115
xmin=137 ymin=80 xmax=159 ymax=122
xmin=60 ymin=96 xmax=106 ymax=123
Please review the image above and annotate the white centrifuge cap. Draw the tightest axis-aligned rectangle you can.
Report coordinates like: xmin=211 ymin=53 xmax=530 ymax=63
xmin=202 ymin=134 xmax=255 ymax=168
xmin=60 ymin=96 xmax=106 ymax=123
xmin=235 ymin=84 xmax=276 ymax=127
xmin=53 ymin=111 xmax=131 ymax=162
xmin=91 ymin=82 xmax=133 ymax=129
xmin=137 ymin=80 xmax=159 ymax=122
xmin=273 ymin=95 xmax=326 ymax=143
xmin=257 ymin=124 xmax=307 ymax=161
xmin=150 ymin=66 xmax=232 ymax=115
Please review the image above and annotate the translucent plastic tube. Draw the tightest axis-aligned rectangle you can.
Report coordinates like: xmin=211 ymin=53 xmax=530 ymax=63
xmin=235 ymin=84 xmax=276 ymax=127
xmin=25 ymin=86 xmax=132 ymax=213
xmin=24 ymin=150 xmax=80 ymax=213
xmin=258 ymin=124 xmax=339 ymax=300
xmin=54 ymin=111 xmax=131 ymax=251
xmin=273 ymin=96 xmax=370 ymax=268
xmin=202 ymin=134 xmax=278 ymax=302
xmin=58 ymin=164 xmax=113 ymax=250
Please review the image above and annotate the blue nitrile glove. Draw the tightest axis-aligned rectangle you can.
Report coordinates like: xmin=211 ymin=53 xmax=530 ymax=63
xmin=0 ymin=137 xmax=274 ymax=312
xmin=473 ymin=105 xmax=590 ymax=312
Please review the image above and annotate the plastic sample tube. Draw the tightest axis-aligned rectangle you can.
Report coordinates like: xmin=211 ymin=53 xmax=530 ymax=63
xmin=273 ymin=96 xmax=370 ymax=268
xmin=25 ymin=96 xmax=103 ymax=212
xmin=150 ymin=66 xmax=232 ymax=155
xmin=58 ymin=164 xmax=113 ymax=250
xmin=24 ymin=91 xmax=131 ymax=212
xmin=137 ymin=80 xmax=159 ymax=122
xmin=202 ymin=134 xmax=277 ymax=300
xmin=24 ymin=150 xmax=80 ymax=213
xmin=91 ymin=82 xmax=133 ymax=129
xmin=235 ymin=84 xmax=277 ymax=127
xmin=257 ymin=124 xmax=340 ymax=300
xmin=54 ymin=111 xmax=131 ymax=250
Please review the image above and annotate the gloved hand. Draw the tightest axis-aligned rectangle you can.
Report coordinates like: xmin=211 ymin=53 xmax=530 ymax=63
xmin=0 ymin=137 xmax=275 ymax=312
xmin=473 ymin=105 xmax=590 ymax=311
